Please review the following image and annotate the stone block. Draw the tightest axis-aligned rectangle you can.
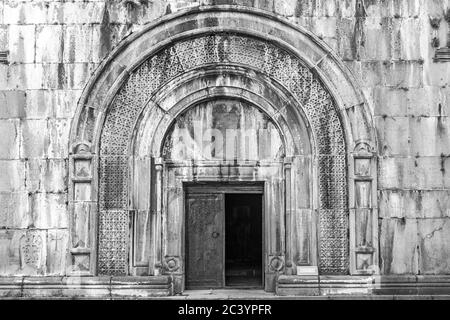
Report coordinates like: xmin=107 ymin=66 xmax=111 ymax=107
xmin=360 ymin=17 xmax=393 ymax=61
xmin=3 ymin=2 xmax=47 ymax=24
xmin=311 ymin=17 xmax=337 ymax=39
xmin=71 ymin=202 xmax=96 ymax=249
xmin=47 ymin=119 xmax=70 ymax=158
xmin=391 ymin=17 xmax=424 ymax=61
xmin=63 ymin=25 xmax=95 ymax=63
xmin=335 ymin=18 xmax=355 ymax=61
xmin=383 ymin=61 xmax=424 ymax=88
xmin=0 ymin=160 xmax=25 ymax=192
xmin=349 ymin=61 xmax=423 ymax=88
xmin=406 ymin=86 xmax=446 ymax=117
xmin=110 ymin=276 xmax=173 ymax=298
xmin=291 ymin=0 xmax=336 ymax=17
xmin=46 ymin=229 xmax=69 ymax=275
xmin=0 ymin=229 xmax=47 ymax=276
xmin=20 ymin=119 xmax=49 ymax=158
xmin=91 ymin=23 xmax=131 ymax=62
xmin=24 ymin=89 xmax=81 ymax=119
xmin=379 ymin=157 xmax=446 ymax=189
xmin=375 ymin=116 xmax=410 ymax=156
xmin=25 ymin=159 xmax=68 ymax=193
xmin=35 ymin=25 xmax=63 ymax=63
xmin=276 ymin=275 xmax=320 ymax=296
xmin=3 ymin=64 xmax=45 ymax=90
xmin=0 ymin=277 xmax=22 ymax=298
xmin=443 ymin=157 xmax=450 ymax=188
xmin=8 ymin=25 xmax=35 ymax=63
xmin=379 ymin=190 xmax=450 ymax=219
xmin=55 ymin=90 xmax=82 ymax=118
xmin=0 ymin=25 xmax=7 ymax=50
xmin=0 ymin=65 xmax=7 ymax=89
xmin=60 ymin=276 xmax=111 ymax=298
xmin=424 ymin=62 xmax=450 ymax=87
xmin=376 ymin=116 xmax=450 ymax=157
xmin=55 ymin=63 xmax=98 ymax=90
xmin=0 ymin=119 xmax=20 ymax=159
xmin=367 ymin=0 xmax=422 ymax=18
xmin=418 ymin=218 xmax=450 ymax=275
xmin=409 ymin=116 xmax=450 ymax=156
xmin=61 ymin=1 xmax=106 ymax=24
xmin=29 ymin=192 xmax=68 ymax=229
xmin=165 ymin=0 xmax=199 ymax=14
xmin=0 ymin=191 xmax=30 ymax=228
xmin=4 ymin=1 xmax=105 ymax=25
xmin=24 ymin=90 xmax=54 ymax=119
xmin=380 ymin=218 xmax=419 ymax=274
xmin=21 ymin=276 xmax=64 ymax=298
xmin=3 ymin=63 xmax=97 ymax=90
xmin=371 ymin=87 xmax=408 ymax=116
xmin=0 ymin=90 xmax=26 ymax=119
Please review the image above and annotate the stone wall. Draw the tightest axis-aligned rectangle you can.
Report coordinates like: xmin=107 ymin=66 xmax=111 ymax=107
xmin=0 ymin=0 xmax=449 ymax=277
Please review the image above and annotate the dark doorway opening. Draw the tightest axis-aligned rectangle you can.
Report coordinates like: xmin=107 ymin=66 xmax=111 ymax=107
xmin=225 ymin=194 xmax=263 ymax=288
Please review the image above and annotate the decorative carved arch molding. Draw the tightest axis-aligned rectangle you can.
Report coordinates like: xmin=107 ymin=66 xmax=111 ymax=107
xmin=68 ymin=7 xmax=378 ymax=278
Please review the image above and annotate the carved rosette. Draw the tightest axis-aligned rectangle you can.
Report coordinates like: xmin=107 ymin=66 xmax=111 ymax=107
xmin=164 ymin=256 xmax=181 ymax=273
xmin=268 ymin=256 xmax=285 ymax=273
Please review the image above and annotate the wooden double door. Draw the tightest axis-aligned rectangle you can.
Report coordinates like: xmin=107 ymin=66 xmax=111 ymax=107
xmin=185 ymin=185 xmax=263 ymax=289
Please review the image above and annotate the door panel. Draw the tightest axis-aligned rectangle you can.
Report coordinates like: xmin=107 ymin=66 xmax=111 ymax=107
xmin=185 ymin=193 xmax=224 ymax=289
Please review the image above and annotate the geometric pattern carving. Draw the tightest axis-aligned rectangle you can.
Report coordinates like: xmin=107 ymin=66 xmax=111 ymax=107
xmin=97 ymin=210 xmax=129 ymax=275
xmin=98 ymin=33 xmax=348 ymax=275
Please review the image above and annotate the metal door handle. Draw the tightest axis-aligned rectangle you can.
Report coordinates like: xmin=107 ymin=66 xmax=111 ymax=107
xmin=212 ymin=232 xmax=220 ymax=238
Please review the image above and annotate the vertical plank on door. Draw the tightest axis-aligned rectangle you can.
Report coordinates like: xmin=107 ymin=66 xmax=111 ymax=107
xmin=185 ymin=193 xmax=224 ymax=289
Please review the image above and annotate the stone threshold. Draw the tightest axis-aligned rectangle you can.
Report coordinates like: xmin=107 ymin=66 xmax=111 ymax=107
xmin=276 ymin=275 xmax=450 ymax=296
xmin=1 ymin=275 xmax=450 ymax=299
xmin=0 ymin=276 xmax=173 ymax=299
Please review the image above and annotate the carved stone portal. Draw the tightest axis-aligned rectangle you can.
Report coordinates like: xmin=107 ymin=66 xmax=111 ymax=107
xmin=68 ymin=8 xmax=378 ymax=286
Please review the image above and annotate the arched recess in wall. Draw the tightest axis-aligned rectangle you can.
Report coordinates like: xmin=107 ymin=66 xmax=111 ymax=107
xmin=68 ymin=6 xmax=378 ymax=279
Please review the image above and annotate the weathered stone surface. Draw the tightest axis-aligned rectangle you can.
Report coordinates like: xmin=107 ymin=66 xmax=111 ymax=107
xmin=376 ymin=116 xmax=450 ymax=156
xmin=380 ymin=190 xmax=450 ymax=219
xmin=2 ymin=63 xmax=98 ymax=90
xmin=347 ymin=60 xmax=424 ymax=88
xmin=25 ymin=159 xmax=68 ymax=193
xmin=29 ymin=193 xmax=68 ymax=229
xmin=0 ymin=90 xmax=26 ymax=119
xmin=0 ymin=119 xmax=20 ymax=159
xmin=380 ymin=218 xmax=419 ymax=275
xmin=47 ymin=119 xmax=70 ymax=158
xmin=379 ymin=157 xmax=450 ymax=190
xmin=0 ymin=25 xmax=7 ymax=50
xmin=3 ymin=1 xmax=106 ymax=25
xmin=20 ymin=119 xmax=49 ymax=158
xmin=35 ymin=25 xmax=64 ymax=63
xmin=46 ymin=229 xmax=69 ymax=275
xmin=8 ymin=25 xmax=35 ymax=63
xmin=25 ymin=89 xmax=81 ymax=119
xmin=0 ymin=160 xmax=25 ymax=192
xmin=0 ymin=191 xmax=30 ymax=228
xmin=63 ymin=25 xmax=96 ymax=63
xmin=418 ymin=219 xmax=450 ymax=275
xmin=0 ymin=0 xmax=449 ymax=294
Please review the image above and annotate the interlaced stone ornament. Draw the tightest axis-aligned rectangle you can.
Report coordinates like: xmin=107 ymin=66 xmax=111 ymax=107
xmin=98 ymin=33 xmax=348 ymax=275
